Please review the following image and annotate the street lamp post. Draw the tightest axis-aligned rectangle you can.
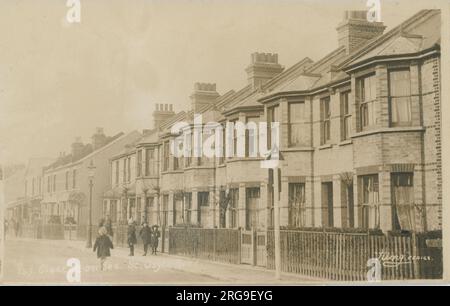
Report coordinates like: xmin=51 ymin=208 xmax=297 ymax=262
xmin=86 ymin=160 xmax=96 ymax=248
xmin=142 ymin=187 xmax=148 ymax=224
xmin=263 ymin=147 xmax=284 ymax=280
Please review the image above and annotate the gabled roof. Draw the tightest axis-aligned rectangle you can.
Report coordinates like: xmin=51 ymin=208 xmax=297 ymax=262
xmin=137 ymin=130 xmax=159 ymax=145
xmin=46 ymin=130 xmax=141 ymax=171
xmin=223 ymin=57 xmax=314 ymax=114
xmin=45 ymin=132 xmax=125 ymax=170
xmin=341 ymin=9 xmax=440 ymax=69
xmin=259 ymin=9 xmax=440 ymax=103
xmin=25 ymin=157 xmax=56 ymax=176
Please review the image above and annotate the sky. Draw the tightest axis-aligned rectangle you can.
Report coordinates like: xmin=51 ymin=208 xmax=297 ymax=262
xmin=0 ymin=0 xmax=444 ymax=165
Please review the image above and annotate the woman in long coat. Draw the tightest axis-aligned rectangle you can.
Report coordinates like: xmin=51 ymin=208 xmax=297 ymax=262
xmin=93 ymin=227 xmax=114 ymax=271
xmin=127 ymin=220 xmax=137 ymax=256
xmin=150 ymin=225 xmax=161 ymax=255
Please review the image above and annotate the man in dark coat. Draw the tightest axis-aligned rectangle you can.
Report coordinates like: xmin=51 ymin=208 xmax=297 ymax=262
xmin=127 ymin=220 xmax=137 ymax=256
xmin=150 ymin=225 xmax=161 ymax=255
xmin=139 ymin=222 xmax=152 ymax=256
xmin=93 ymin=227 xmax=114 ymax=271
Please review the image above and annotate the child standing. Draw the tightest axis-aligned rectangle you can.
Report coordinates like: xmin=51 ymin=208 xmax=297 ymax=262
xmin=93 ymin=226 xmax=114 ymax=271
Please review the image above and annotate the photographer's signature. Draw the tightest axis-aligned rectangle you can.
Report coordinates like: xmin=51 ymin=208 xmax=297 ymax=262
xmin=376 ymin=252 xmax=432 ymax=268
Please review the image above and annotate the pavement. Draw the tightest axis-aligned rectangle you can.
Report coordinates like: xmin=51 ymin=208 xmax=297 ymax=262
xmin=1 ymin=238 xmax=320 ymax=285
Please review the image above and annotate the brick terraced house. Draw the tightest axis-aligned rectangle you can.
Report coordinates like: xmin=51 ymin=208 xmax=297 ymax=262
xmin=102 ymin=10 xmax=442 ymax=235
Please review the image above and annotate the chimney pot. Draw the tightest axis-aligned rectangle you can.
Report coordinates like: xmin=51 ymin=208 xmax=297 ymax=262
xmin=337 ymin=10 xmax=386 ymax=54
xmin=190 ymin=82 xmax=219 ymax=112
xmin=246 ymin=52 xmax=284 ymax=89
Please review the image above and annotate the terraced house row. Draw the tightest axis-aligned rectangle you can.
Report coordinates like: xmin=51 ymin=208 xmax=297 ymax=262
xmin=5 ymin=9 xmax=442 ymax=237
xmin=102 ymin=9 xmax=442 ymax=234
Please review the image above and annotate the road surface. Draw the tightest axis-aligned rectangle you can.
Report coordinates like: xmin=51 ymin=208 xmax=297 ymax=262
xmin=1 ymin=238 xmax=314 ymax=285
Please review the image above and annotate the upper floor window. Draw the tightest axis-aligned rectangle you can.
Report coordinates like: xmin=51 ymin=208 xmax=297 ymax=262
xmin=115 ymin=161 xmax=119 ymax=185
xmin=145 ymin=148 xmax=157 ymax=176
xmin=32 ymin=178 xmax=35 ymax=196
xmin=47 ymin=176 xmax=51 ymax=193
xmin=389 ymin=69 xmax=412 ymax=126
xmin=267 ymin=106 xmax=279 ymax=149
xmin=137 ymin=150 xmax=142 ymax=177
xmin=246 ymin=116 xmax=259 ymax=157
xmin=320 ymin=97 xmax=331 ymax=145
xmin=219 ymin=125 xmax=226 ymax=165
xmin=53 ymin=175 xmax=56 ymax=192
xmin=73 ymin=169 xmax=77 ymax=189
xmin=122 ymin=159 xmax=127 ymax=183
xmin=358 ymin=74 xmax=377 ymax=129
xmin=174 ymin=155 xmax=183 ymax=171
xmin=228 ymin=119 xmax=238 ymax=159
xmin=340 ymin=92 xmax=351 ymax=141
xmin=288 ymin=102 xmax=306 ymax=147
xmin=127 ymin=157 xmax=131 ymax=182
xmin=163 ymin=141 xmax=170 ymax=171
xmin=65 ymin=171 xmax=69 ymax=190
xmin=184 ymin=132 xmax=192 ymax=167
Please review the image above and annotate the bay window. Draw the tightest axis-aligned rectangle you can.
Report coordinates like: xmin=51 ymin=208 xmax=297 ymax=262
xmin=340 ymin=92 xmax=351 ymax=140
xmin=389 ymin=69 xmax=412 ymax=126
xmin=288 ymin=183 xmax=306 ymax=228
xmin=358 ymin=74 xmax=377 ymax=129
xmin=163 ymin=142 xmax=169 ymax=171
xmin=289 ymin=102 xmax=306 ymax=147
xmin=359 ymin=174 xmax=379 ymax=229
xmin=391 ymin=173 xmax=414 ymax=231
xmin=320 ymin=97 xmax=331 ymax=145
xmin=267 ymin=106 xmax=279 ymax=150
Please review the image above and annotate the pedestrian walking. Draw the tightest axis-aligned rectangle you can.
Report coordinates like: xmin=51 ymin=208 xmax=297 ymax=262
xmin=93 ymin=226 xmax=114 ymax=271
xmin=127 ymin=219 xmax=137 ymax=256
xmin=150 ymin=225 xmax=161 ymax=255
xmin=139 ymin=222 xmax=152 ymax=256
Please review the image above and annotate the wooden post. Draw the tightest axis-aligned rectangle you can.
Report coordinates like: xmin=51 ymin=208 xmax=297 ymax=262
xmin=238 ymin=228 xmax=242 ymax=264
xmin=213 ymin=228 xmax=217 ymax=261
xmin=274 ymin=168 xmax=281 ymax=279
xmin=411 ymin=232 xmax=420 ymax=279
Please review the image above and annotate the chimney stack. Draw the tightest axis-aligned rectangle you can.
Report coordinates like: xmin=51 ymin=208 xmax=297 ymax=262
xmin=92 ymin=127 xmax=107 ymax=150
xmin=152 ymin=103 xmax=175 ymax=129
xmin=246 ymin=52 xmax=284 ymax=89
xmin=337 ymin=10 xmax=386 ymax=54
xmin=71 ymin=137 xmax=84 ymax=159
xmin=190 ymin=83 xmax=220 ymax=113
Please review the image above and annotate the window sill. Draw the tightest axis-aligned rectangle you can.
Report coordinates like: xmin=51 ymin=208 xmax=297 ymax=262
xmin=338 ymin=140 xmax=352 ymax=146
xmin=226 ymin=157 xmax=264 ymax=163
xmin=318 ymin=144 xmax=332 ymax=150
xmin=183 ymin=166 xmax=215 ymax=170
xmin=282 ymin=147 xmax=314 ymax=152
xmin=161 ymin=170 xmax=184 ymax=174
xmin=139 ymin=175 xmax=159 ymax=179
xmin=352 ymin=126 xmax=425 ymax=138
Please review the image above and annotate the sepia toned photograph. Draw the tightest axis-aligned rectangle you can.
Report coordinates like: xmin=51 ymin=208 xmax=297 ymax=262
xmin=0 ymin=0 xmax=448 ymax=287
